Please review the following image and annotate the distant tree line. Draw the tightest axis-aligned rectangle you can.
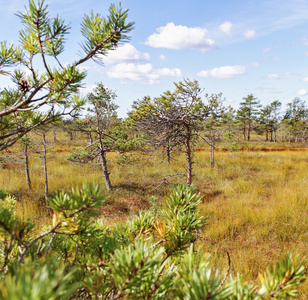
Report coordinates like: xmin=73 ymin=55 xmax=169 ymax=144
xmin=2 ymin=75 xmax=308 ymax=191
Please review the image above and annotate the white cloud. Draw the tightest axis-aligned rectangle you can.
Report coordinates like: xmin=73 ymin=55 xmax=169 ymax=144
xmin=243 ymin=29 xmax=256 ymax=38
xmin=267 ymin=73 xmax=280 ymax=79
xmin=297 ymin=89 xmax=308 ymax=96
xmin=103 ymin=44 xmax=150 ymax=65
xmin=197 ymin=65 xmax=245 ymax=79
xmin=79 ymin=83 xmax=96 ymax=94
xmin=219 ymin=21 xmax=232 ymax=35
xmin=104 ymin=43 xmax=182 ymax=84
xmin=262 ymin=48 xmax=270 ymax=53
xmin=159 ymin=54 xmax=167 ymax=61
xmin=302 ymin=77 xmax=308 ymax=82
xmin=157 ymin=68 xmax=182 ymax=77
xmin=144 ymin=79 xmax=160 ymax=86
xmin=107 ymin=63 xmax=156 ymax=81
xmin=267 ymin=72 xmax=294 ymax=79
xmin=107 ymin=63 xmax=182 ymax=82
xmin=145 ymin=22 xmax=215 ymax=51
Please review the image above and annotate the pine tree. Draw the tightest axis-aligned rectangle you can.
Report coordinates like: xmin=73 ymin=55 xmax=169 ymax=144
xmin=236 ymin=94 xmax=261 ymax=141
xmin=0 ymin=0 xmax=134 ymax=151
xmin=283 ymin=98 xmax=307 ymax=143
xmin=68 ymin=83 xmax=143 ymax=190
xmin=130 ymin=79 xmax=208 ymax=184
xmin=200 ymin=93 xmax=227 ymax=167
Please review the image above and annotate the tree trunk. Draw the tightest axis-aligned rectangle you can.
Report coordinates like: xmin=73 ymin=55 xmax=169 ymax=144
xmin=166 ymin=141 xmax=171 ymax=165
xmin=42 ymin=132 xmax=49 ymax=201
xmin=88 ymin=132 xmax=93 ymax=145
xmin=243 ymin=126 xmax=246 ymax=141
xmin=210 ymin=145 xmax=215 ymax=168
xmin=53 ymin=129 xmax=58 ymax=143
xmin=270 ymin=129 xmax=273 ymax=142
xmin=98 ymin=132 xmax=112 ymax=191
xmin=265 ymin=129 xmax=268 ymax=142
xmin=100 ymin=147 xmax=112 ymax=191
xmin=24 ymin=143 xmax=31 ymax=190
xmin=302 ymin=129 xmax=306 ymax=144
xmin=183 ymin=122 xmax=192 ymax=185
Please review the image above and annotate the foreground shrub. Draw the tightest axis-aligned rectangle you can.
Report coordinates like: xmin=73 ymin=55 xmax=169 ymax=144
xmin=0 ymin=184 xmax=306 ymax=299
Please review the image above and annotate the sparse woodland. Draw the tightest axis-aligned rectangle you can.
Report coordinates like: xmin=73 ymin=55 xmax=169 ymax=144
xmin=0 ymin=1 xmax=307 ymax=299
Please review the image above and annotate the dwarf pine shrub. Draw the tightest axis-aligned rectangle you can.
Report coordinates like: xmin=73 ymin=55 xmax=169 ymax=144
xmin=0 ymin=184 xmax=305 ymax=299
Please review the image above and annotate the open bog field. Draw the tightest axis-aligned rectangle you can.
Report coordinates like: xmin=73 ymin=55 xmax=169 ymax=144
xmin=0 ymin=143 xmax=307 ymax=297
xmin=194 ymin=150 xmax=308 ymax=298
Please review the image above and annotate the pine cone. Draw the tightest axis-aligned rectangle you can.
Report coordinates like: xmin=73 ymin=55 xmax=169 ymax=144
xmin=18 ymin=80 xmax=30 ymax=92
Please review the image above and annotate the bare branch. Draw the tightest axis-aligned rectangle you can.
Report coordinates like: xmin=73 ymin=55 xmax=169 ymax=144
xmin=217 ymin=251 xmax=231 ymax=290
xmin=150 ymin=173 xmax=186 ymax=191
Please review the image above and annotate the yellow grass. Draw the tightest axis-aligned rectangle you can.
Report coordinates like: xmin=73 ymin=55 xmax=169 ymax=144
xmin=194 ymin=150 xmax=308 ymax=298
xmin=0 ymin=133 xmax=307 ymax=297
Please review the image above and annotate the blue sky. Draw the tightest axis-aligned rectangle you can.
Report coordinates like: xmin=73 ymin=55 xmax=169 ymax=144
xmin=1 ymin=0 xmax=308 ymax=117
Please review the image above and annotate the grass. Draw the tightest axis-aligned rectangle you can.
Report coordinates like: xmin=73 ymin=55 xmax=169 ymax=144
xmin=194 ymin=150 xmax=308 ymax=298
xmin=0 ymin=133 xmax=307 ymax=297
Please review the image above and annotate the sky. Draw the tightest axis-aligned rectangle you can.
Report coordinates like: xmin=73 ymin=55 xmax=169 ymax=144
xmin=1 ymin=0 xmax=308 ymax=117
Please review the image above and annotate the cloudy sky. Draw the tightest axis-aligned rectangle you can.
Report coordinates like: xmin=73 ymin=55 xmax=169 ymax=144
xmin=1 ymin=0 xmax=308 ymax=117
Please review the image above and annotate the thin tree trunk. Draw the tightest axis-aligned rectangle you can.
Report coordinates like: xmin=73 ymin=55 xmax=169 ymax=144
xmin=53 ymin=129 xmax=58 ymax=143
xmin=302 ymin=129 xmax=306 ymax=144
xmin=42 ymin=132 xmax=48 ymax=201
xmin=265 ymin=129 xmax=268 ymax=142
xmin=88 ymin=132 xmax=93 ymax=145
xmin=210 ymin=145 xmax=215 ymax=168
xmin=100 ymin=147 xmax=112 ymax=191
xmin=166 ymin=141 xmax=171 ymax=165
xmin=270 ymin=129 xmax=273 ymax=142
xmin=183 ymin=122 xmax=192 ymax=185
xmin=24 ymin=143 xmax=31 ymax=190
xmin=98 ymin=132 xmax=112 ymax=191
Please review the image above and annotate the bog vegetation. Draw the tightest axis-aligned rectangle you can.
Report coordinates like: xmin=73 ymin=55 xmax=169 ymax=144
xmin=0 ymin=0 xmax=307 ymax=299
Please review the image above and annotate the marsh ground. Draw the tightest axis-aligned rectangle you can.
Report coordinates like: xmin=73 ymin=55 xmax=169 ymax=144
xmin=1 ymin=135 xmax=307 ymax=297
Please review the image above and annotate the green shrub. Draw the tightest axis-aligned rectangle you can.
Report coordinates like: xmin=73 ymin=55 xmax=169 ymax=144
xmin=0 ymin=183 xmax=305 ymax=299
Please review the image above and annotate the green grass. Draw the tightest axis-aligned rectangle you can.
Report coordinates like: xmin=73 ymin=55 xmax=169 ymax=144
xmin=0 ymin=133 xmax=307 ymax=297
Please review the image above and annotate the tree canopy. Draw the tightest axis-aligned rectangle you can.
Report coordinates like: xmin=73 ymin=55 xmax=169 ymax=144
xmin=130 ymin=78 xmax=208 ymax=184
xmin=0 ymin=0 xmax=134 ymax=150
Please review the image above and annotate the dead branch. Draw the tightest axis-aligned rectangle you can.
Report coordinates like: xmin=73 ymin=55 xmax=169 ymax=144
xmin=217 ymin=251 xmax=231 ymax=290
